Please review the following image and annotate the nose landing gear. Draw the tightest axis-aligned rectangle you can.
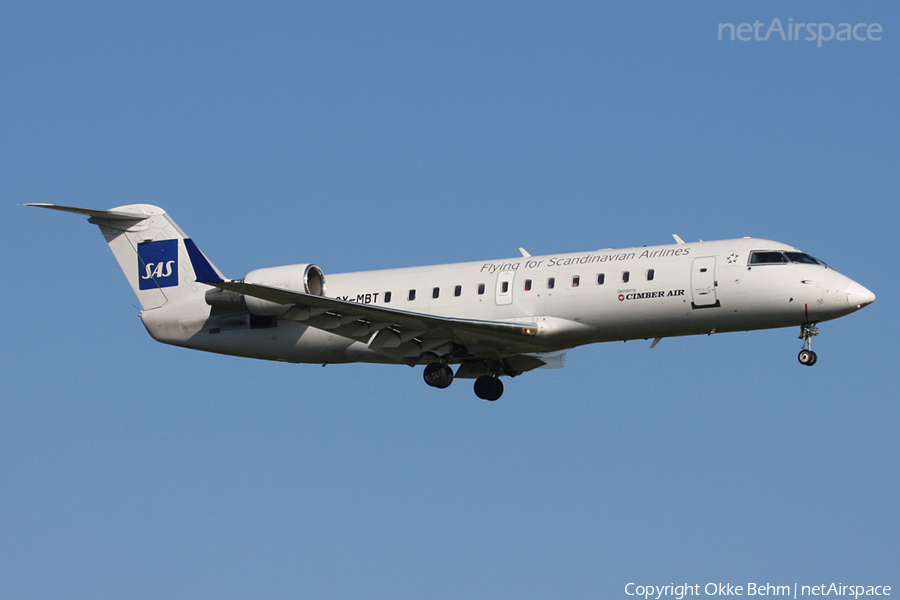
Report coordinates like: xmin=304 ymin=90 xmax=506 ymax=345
xmin=798 ymin=323 xmax=820 ymax=366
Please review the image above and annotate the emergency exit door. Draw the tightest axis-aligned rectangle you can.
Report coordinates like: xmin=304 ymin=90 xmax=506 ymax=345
xmin=495 ymin=270 xmax=515 ymax=305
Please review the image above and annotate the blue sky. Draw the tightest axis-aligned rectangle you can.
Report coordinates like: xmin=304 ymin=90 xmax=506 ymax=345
xmin=2 ymin=2 xmax=897 ymax=598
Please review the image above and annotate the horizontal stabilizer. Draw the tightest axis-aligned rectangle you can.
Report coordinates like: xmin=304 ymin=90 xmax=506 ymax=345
xmin=24 ymin=203 xmax=151 ymax=220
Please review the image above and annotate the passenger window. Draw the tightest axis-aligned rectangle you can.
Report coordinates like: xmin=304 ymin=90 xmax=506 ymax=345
xmin=647 ymin=269 xmax=655 ymax=281
xmin=524 ymin=279 xmax=532 ymax=291
xmin=477 ymin=283 xmax=485 ymax=295
xmin=572 ymin=275 xmax=580 ymax=287
xmin=408 ymin=289 xmax=416 ymax=301
xmin=597 ymin=273 xmax=605 ymax=285
xmin=548 ymin=277 xmax=555 ymax=289
xmin=501 ymin=281 xmax=509 ymax=293
xmin=384 ymin=291 xmax=392 ymax=303
xmin=622 ymin=271 xmax=630 ymax=283
xmin=433 ymin=287 xmax=440 ymax=299
xmin=454 ymin=285 xmax=462 ymax=297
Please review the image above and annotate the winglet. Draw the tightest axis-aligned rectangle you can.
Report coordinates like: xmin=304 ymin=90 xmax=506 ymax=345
xmin=518 ymin=247 xmax=531 ymax=257
xmin=672 ymin=234 xmax=685 ymax=244
xmin=184 ymin=238 xmax=224 ymax=283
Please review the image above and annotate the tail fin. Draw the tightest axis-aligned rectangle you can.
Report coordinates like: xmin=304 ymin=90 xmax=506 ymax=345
xmin=26 ymin=203 xmax=225 ymax=310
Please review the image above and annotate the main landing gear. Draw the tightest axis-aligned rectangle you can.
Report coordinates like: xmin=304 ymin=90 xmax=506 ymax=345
xmin=798 ymin=323 xmax=820 ymax=366
xmin=474 ymin=375 xmax=504 ymax=401
xmin=423 ymin=362 xmax=454 ymax=389
xmin=423 ymin=363 xmax=505 ymax=401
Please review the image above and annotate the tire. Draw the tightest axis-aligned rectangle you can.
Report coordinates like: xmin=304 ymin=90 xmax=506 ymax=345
xmin=798 ymin=349 xmax=816 ymax=366
xmin=424 ymin=363 xmax=454 ymax=388
xmin=474 ymin=376 xmax=503 ymax=401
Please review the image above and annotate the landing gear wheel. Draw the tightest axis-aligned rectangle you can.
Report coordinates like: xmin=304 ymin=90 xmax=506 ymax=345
xmin=423 ymin=363 xmax=454 ymax=389
xmin=798 ymin=323 xmax=821 ymax=367
xmin=798 ymin=349 xmax=817 ymax=366
xmin=474 ymin=376 xmax=503 ymax=401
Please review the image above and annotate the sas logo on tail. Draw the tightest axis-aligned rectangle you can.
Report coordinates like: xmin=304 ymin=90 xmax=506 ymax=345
xmin=138 ymin=239 xmax=179 ymax=289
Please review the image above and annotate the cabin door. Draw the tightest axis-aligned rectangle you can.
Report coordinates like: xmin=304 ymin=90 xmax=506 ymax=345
xmin=691 ymin=257 xmax=719 ymax=308
xmin=495 ymin=270 xmax=516 ymax=305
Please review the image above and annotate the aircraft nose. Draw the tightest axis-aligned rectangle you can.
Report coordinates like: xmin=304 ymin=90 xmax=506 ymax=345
xmin=846 ymin=280 xmax=876 ymax=309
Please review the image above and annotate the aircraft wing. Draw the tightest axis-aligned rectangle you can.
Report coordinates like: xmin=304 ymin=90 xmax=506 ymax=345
xmin=206 ymin=279 xmax=551 ymax=372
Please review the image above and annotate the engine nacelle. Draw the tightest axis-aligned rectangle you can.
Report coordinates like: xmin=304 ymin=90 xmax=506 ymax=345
xmin=241 ymin=263 xmax=326 ymax=316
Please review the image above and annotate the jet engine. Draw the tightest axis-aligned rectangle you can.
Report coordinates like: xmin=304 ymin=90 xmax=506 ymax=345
xmin=205 ymin=263 xmax=326 ymax=316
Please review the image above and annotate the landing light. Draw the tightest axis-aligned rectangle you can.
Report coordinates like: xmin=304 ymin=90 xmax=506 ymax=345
xmin=523 ymin=327 xmax=537 ymax=336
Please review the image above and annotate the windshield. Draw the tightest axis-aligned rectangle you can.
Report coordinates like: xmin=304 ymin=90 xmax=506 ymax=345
xmin=749 ymin=251 xmax=826 ymax=266
xmin=749 ymin=251 xmax=787 ymax=264
xmin=784 ymin=252 xmax=825 ymax=266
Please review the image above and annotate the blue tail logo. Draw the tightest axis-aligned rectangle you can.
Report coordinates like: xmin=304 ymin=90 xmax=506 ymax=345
xmin=138 ymin=239 xmax=179 ymax=289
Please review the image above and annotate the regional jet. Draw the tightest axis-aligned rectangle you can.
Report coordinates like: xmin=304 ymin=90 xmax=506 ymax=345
xmin=27 ymin=203 xmax=875 ymax=400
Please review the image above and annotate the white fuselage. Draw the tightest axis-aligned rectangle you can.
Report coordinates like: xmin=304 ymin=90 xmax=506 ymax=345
xmin=141 ymin=237 xmax=872 ymax=366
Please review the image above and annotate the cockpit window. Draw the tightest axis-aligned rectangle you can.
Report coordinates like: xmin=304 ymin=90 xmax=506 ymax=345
xmin=749 ymin=251 xmax=825 ymax=266
xmin=784 ymin=252 xmax=824 ymax=266
xmin=749 ymin=251 xmax=787 ymax=264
